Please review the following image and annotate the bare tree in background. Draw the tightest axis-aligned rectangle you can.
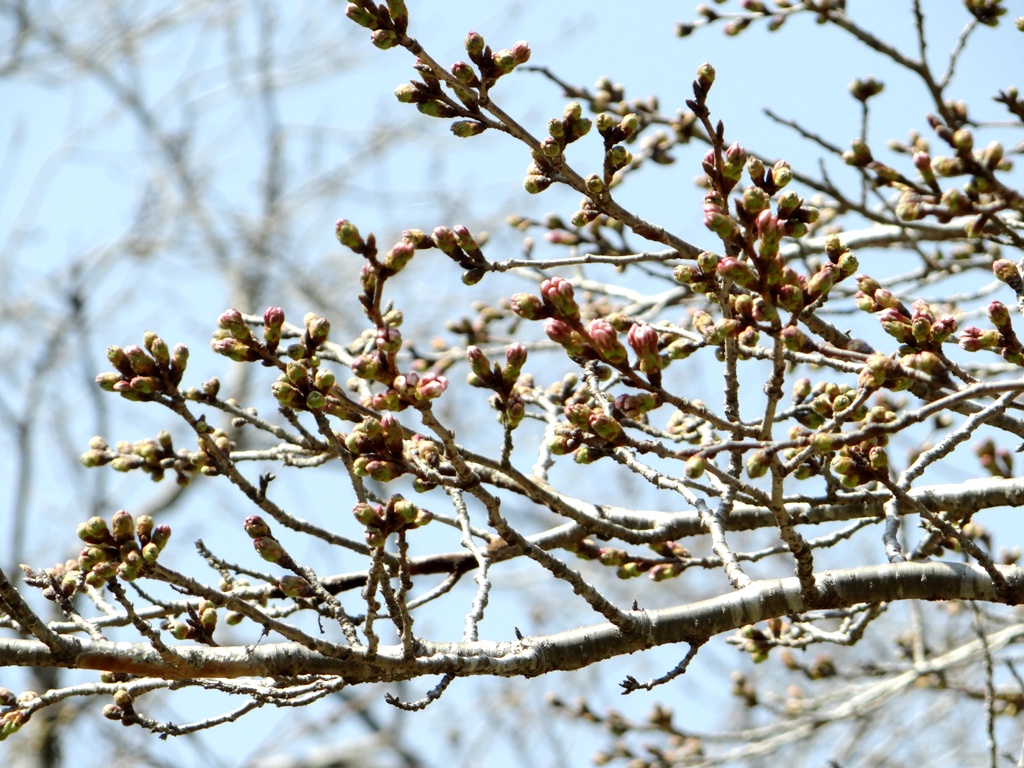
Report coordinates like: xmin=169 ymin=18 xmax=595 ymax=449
xmin=2 ymin=1 xmax=1024 ymax=767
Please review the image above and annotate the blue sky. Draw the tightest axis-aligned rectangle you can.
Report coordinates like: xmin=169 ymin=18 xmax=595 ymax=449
xmin=2 ymin=2 xmax=1023 ymax=766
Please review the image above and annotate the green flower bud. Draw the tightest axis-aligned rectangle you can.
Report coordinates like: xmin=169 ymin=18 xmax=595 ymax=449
xmin=585 ymin=174 xmax=605 ymax=195
xmin=142 ymin=542 xmax=160 ymax=563
xmin=78 ymin=516 xmax=112 ymax=544
xmin=353 ymin=502 xmax=377 ymax=526
xmin=684 ymin=455 xmax=705 ymax=479
xmin=743 ymin=447 xmax=778 ymax=477
xmin=451 ymin=120 xmax=487 ymax=138
xmin=110 ymin=511 xmax=135 ymax=544
xmin=345 ymin=3 xmax=378 ymax=29
xmin=464 ymin=31 xmax=485 ymax=56
xmin=523 ymin=175 xmax=552 ymax=194
xmin=335 ymin=219 xmax=364 ymax=250
xmin=588 ymin=412 xmax=623 ymax=441
xmin=696 ymin=62 xmax=715 ymax=89
xmin=253 ymin=536 xmax=287 ymax=564
xmin=279 ymin=575 xmax=316 ymax=599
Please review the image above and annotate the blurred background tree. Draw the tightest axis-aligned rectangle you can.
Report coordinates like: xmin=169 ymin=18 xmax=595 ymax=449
xmin=1 ymin=1 xmax=1023 ymax=767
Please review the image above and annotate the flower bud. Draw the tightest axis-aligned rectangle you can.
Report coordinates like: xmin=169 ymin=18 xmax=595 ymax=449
xmin=540 ymin=276 xmax=580 ymax=320
xmin=243 ymin=516 xmax=272 ymax=539
xmin=746 ymin=449 xmax=771 ymax=478
xmin=544 ymin=318 xmax=586 ymax=357
xmin=988 ymin=301 xmax=1011 ymax=328
xmin=589 ymin=412 xmax=623 ymax=441
xmin=376 ymin=327 xmax=402 ymax=354
xmin=345 ymin=3 xmax=378 ymax=29
xmin=501 ymin=343 xmax=528 ymax=386
xmin=464 ymin=31 xmax=485 ymax=56
xmin=253 ymin=536 xmax=287 ymax=564
xmin=383 ymin=241 xmax=415 ymax=274
xmin=110 ymin=511 xmax=135 ymax=544
xmin=416 ymin=372 xmax=448 ymax=400
xmin=587 ymin=319 xmax=628 ymax=364
xmin=151 ymin=525 xmax=171 ymax=551
xmin=684 ymin=455 xmax=705 ymax=479
xmin=279 ymin=575 xmax=316 ymax=599
xmin=451 ymin=120 xmax=487 ymax=138
xmin=717 ymin=256 xmax=758 ymax=290
xmin=335 ymin=219 xmax=364 ymax=250
xmin=696 ymin=62 xmax=715 ymax=89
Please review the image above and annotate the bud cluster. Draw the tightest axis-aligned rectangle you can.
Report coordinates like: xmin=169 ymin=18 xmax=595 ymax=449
xmin=789 ymin=379 xmax=869 ymax=431
xmin=799 ymin=404 xmax=895 ymax=489
xmin=96 ymin=332 xmax=188 ymax=402
xmin=563 ymin=538 xmax=689 ymax=581
xmin=540 ymin=101 xmax=594 ymax=163
xmin=344 ymin=413 xmax=410 ymax=483
xmin=827 ymin=440 xmax=891 ymax=489
xmin=886 ymin=110 xmax=1014 ymax=233
xmin=161 ymin=598 xmax=220 ymax=643
xmin=344 ymin=1 xmax=408 ymax=48
xmin=353 ymin=495 xmax=431 ymax=548
xmin=80 ymin=431 xmax=227 ymax=483
xmin=466 ymin=343 xmax=529 ymax=428
xmin=510 ymin=277 xmax=671 ymax=386
xmin=855 ymin=275 xmax=957 ymax=356
xmin=271 ymin=354 xmax=340 ymax=413
xmin=959 ymin=300 xmax=1024 ymax=365
xmin=74 ymin=510 xmax=171 ymax=587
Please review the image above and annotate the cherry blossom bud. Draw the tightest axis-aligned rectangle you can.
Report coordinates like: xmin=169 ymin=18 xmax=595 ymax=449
xmin=464 ymin=31 xmax=485 ymax=56
xmin=746 ymin=449 xmax=771 ymax=478
xmin=110 ymin=510 xmax=135 ymax=544
xmin=540 ymin=276 xmax=580 ymax=320
xmin=370 ymin=29 xmax=398 ymax=49
xmin=451 ymin=120 xmax=487 ymax=138
xmin=523 ymin=174 xmax=553 ymax=194
xmin=877 ymin=308 xmax=913 ymax=344
xmin=544 ymin=318 xmax=586 ymax=357
xmin=211 ymin=338 xmax=256 ymax=362
xmin=253 ymin=536 xmax=287 ymax=564
xmin=345 ymin=4 xmax=378 ymax=29
xmin=771 ymin=161 xmax=792 ymax=188
xmin=696 ymin=62 xmax=715 ymax=89
xmin=500 ymin=393 xmax=526 ymax=428
xmin=352 ymin=502 xmax=376 ymax=526
xmin=510 ymin=292 xmax=546 ymax=320
xmin=589 ymin=412 xmax=623 ymax=441
xmin=466 ymin=346 xmax=492 ymax=384
xmin=993 ymin=259 xmax=1024 ymax=291
xmin=958 ymin=326 xmax=1001 ymax=351
xmin=417 ymin=372 xmax=448 ymax=400
xmin=335 ymin=219 xmax=364 ymax=250
xmin=717 ymin=256 xmax=758 ymax=290
xmin=806 ymin=263 xmax=837 ymax=300
xmin=587 ymin=319 xmax=628 ymax=364
xmin=504 ymin=343 xmax=528 ymax=384
xmin=244 ymin=516 xmax=272 ymax=539
xmin=988 ymin=301 xmax=1011 ymax=328
xmin=781 ymin=326 xmax=815 ymax=353
xmin=742 ymin=186 xmax=770 ymax=214
xmin=376 ymin=327 xmax=402 ymax=354
xmin=721 ymin=142 xmax=746 ymax=180
xmin=383 ymin=241 xmax=415 ymax=274
xmin=564 ymin=403 xmax=593 ymax=429
xmin=151 ymin=525 xmax=171 ymax=551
